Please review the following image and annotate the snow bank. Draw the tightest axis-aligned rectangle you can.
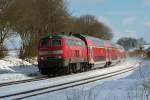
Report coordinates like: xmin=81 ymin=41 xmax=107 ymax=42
xmin=2 ymin=56 xmax=32 ymax=66
xmin=0 ymin=59 xmax=15 ymax=73
xmin=0 ymin=56 xmax=39 ymax=83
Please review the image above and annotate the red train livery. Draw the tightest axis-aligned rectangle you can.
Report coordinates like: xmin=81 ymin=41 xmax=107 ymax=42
xmin=38 ymin=33 xmax=126 ymax=76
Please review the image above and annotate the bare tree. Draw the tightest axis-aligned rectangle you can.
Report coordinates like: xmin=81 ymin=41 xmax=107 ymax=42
xmin=0 ymin=0 xmax=14 ymax=58
xmin=3 ymin=0 xmax=69 ymax=58
xmin=67 ymin=15 xmax=113 ymax=40
xmin=1 ymin=0 xmax=112 ymax=59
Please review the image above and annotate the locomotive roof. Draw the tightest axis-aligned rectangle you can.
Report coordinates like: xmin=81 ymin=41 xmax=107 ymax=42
xmin=73 ymin=34 xmax=125 ymax=50
xmin=73 ymin=33 xmax=105 ymax=47
xmin=40 ymin=33 xmax=124 ymax=49
xmin=40 ymin=33 xmax=83 ymax=41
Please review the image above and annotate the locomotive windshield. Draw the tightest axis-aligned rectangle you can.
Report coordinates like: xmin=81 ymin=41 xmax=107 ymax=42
xmin=52 ymin=39 xmax=61 ymax=46
xmin=40 ymin=38 xmax=61 ymax=47
xmin=40 ymin=38 xmax=50 ymax=47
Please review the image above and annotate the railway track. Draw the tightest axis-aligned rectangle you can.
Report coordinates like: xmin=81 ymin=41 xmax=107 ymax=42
xmin=0 ymin=59 xmax=129 ymax=88
xmin=0 ymin=75 xmax=48 ymax=87
xmin=0 ymin=59 xmax=125 ymax=88
xmin=0 ymin=64 xmax=138 ymax=100
xmin=0 ymin=63 xmax=121 ymax=88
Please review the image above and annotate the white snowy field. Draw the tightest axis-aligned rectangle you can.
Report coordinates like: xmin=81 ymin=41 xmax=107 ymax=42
xmin=23 ymin=58 xmax=150 ymax=100
xmin=0 ymin=56 xmax=39 ymax=83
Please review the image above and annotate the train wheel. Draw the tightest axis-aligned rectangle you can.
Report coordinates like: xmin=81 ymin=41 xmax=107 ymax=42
xmin=40 ymin=68 xmax=47 ymax=75
xmin=76 ymin=63 xmax=81 ymax=72
xmin=63 ymin=67 xmax=68 ymax=74
xmin=72 ymin=64 xmax=77 ymax=73
xmin=65 ymin=64 xmax=72 ymax=74
xmin=89 ymin=64 xmax=94 ymax=70
xmin=81 ymin=63 xmax=87 ymax=72
xmin=80 ymin=63 xmax=84 ymax=72
xmin=104 ymin=62 xmax=109 ymax=68
xmin=69 ymin=64 xmax=73 ymax=73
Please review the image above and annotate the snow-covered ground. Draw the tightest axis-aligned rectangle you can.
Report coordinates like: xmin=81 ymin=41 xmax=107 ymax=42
xmin=67 ymin=59 xmax=150 ymax=100
xmin=0 ymin=56 xmax=39 ymax=83
xmin=0 ymin=56 xmax=149 ymax=100
xmin=91 ymin=59 xmax=150 ymax=100
xmin=23 ymin=58 xmax=150 ymax=100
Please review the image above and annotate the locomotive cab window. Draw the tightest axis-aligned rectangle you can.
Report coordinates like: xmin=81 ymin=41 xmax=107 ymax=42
xmin=40 ymin=38 xmax=50 ymax=47
xmin=52 ymin=39 xmax=61 ymax=46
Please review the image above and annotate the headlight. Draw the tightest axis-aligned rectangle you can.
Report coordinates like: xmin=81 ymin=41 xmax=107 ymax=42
xmin=40 ymin=57 xmax=44 ymax=60
xmin=57 ymin=56 xmax=62 ymax=59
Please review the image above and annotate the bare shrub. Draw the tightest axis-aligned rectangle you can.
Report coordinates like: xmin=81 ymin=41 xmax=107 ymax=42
xmin=0 ymin=45 xmax=7 ymax=58
xmin=127 ymin=81 xmax=150 ymax=100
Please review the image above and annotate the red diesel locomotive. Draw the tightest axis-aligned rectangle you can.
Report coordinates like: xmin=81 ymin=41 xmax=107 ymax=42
xmin=38 ymin=33 xmax=126 ymax=76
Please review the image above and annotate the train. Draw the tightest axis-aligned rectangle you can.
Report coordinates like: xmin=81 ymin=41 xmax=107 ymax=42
xmin=38 ymin=32 xmax=126 ymax=76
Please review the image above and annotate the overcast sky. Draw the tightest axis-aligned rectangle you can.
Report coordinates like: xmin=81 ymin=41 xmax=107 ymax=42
xmin=67 ymin=0 xmax=150 ymax=43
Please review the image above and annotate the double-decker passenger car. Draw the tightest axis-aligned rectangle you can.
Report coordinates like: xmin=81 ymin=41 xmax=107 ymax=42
xmin=38 ymin=33 xmax=126 ymax=76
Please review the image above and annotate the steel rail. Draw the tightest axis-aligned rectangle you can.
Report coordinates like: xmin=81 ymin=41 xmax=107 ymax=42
xmin=0 ymin=59 xmax=125 ymax=88
xmin=0 ymin=75 xmax=48 ymax=87
xmin=0 ymin=60 xmax=127 ymax=88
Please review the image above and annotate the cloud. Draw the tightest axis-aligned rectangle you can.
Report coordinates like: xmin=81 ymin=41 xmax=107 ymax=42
xmin=144 ymin=21 xmax=150 ymax=28
xmin=106 ymin=11 xmax=136 ymax=16
xmin=144 ymin=0 xmax=150 ymax=5
xmin=113 ymin=31 xmax=123 ymax=40
xmin=98 ymin=16 xmax=113 ymax=28
xmin=125 ymin=30 xmax=138 ymax=37
xmin=123 ymin=16 xmax=136 ymax=26
xmin=113 ymin=30 xmax=137 ymax=41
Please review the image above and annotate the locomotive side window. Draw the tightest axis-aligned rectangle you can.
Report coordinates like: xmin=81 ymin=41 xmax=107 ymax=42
xmin=52 ymin=39 xmax=61 ymax=46
xmin=76 ymin=41 xmax=82 ymax=46
xmin=76 ymin=40 xmax=85 ymax=47
xmin=66 ymin=39 xmax=76 ymax=46
xmin=70 ymin=39 xmax=75 ymax=46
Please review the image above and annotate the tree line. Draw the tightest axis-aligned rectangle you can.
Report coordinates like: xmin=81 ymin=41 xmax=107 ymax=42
xmin=0 ymin=0 xmax=113 ymax=58
xmin=117 ymin=37 xmax=146 ymax=51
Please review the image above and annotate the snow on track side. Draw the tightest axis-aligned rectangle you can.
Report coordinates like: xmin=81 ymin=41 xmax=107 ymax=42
xmin=0 ymin=58 xmax=141 ymax=100
xmin=0 ymin=56 xmax=39 ymax=83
